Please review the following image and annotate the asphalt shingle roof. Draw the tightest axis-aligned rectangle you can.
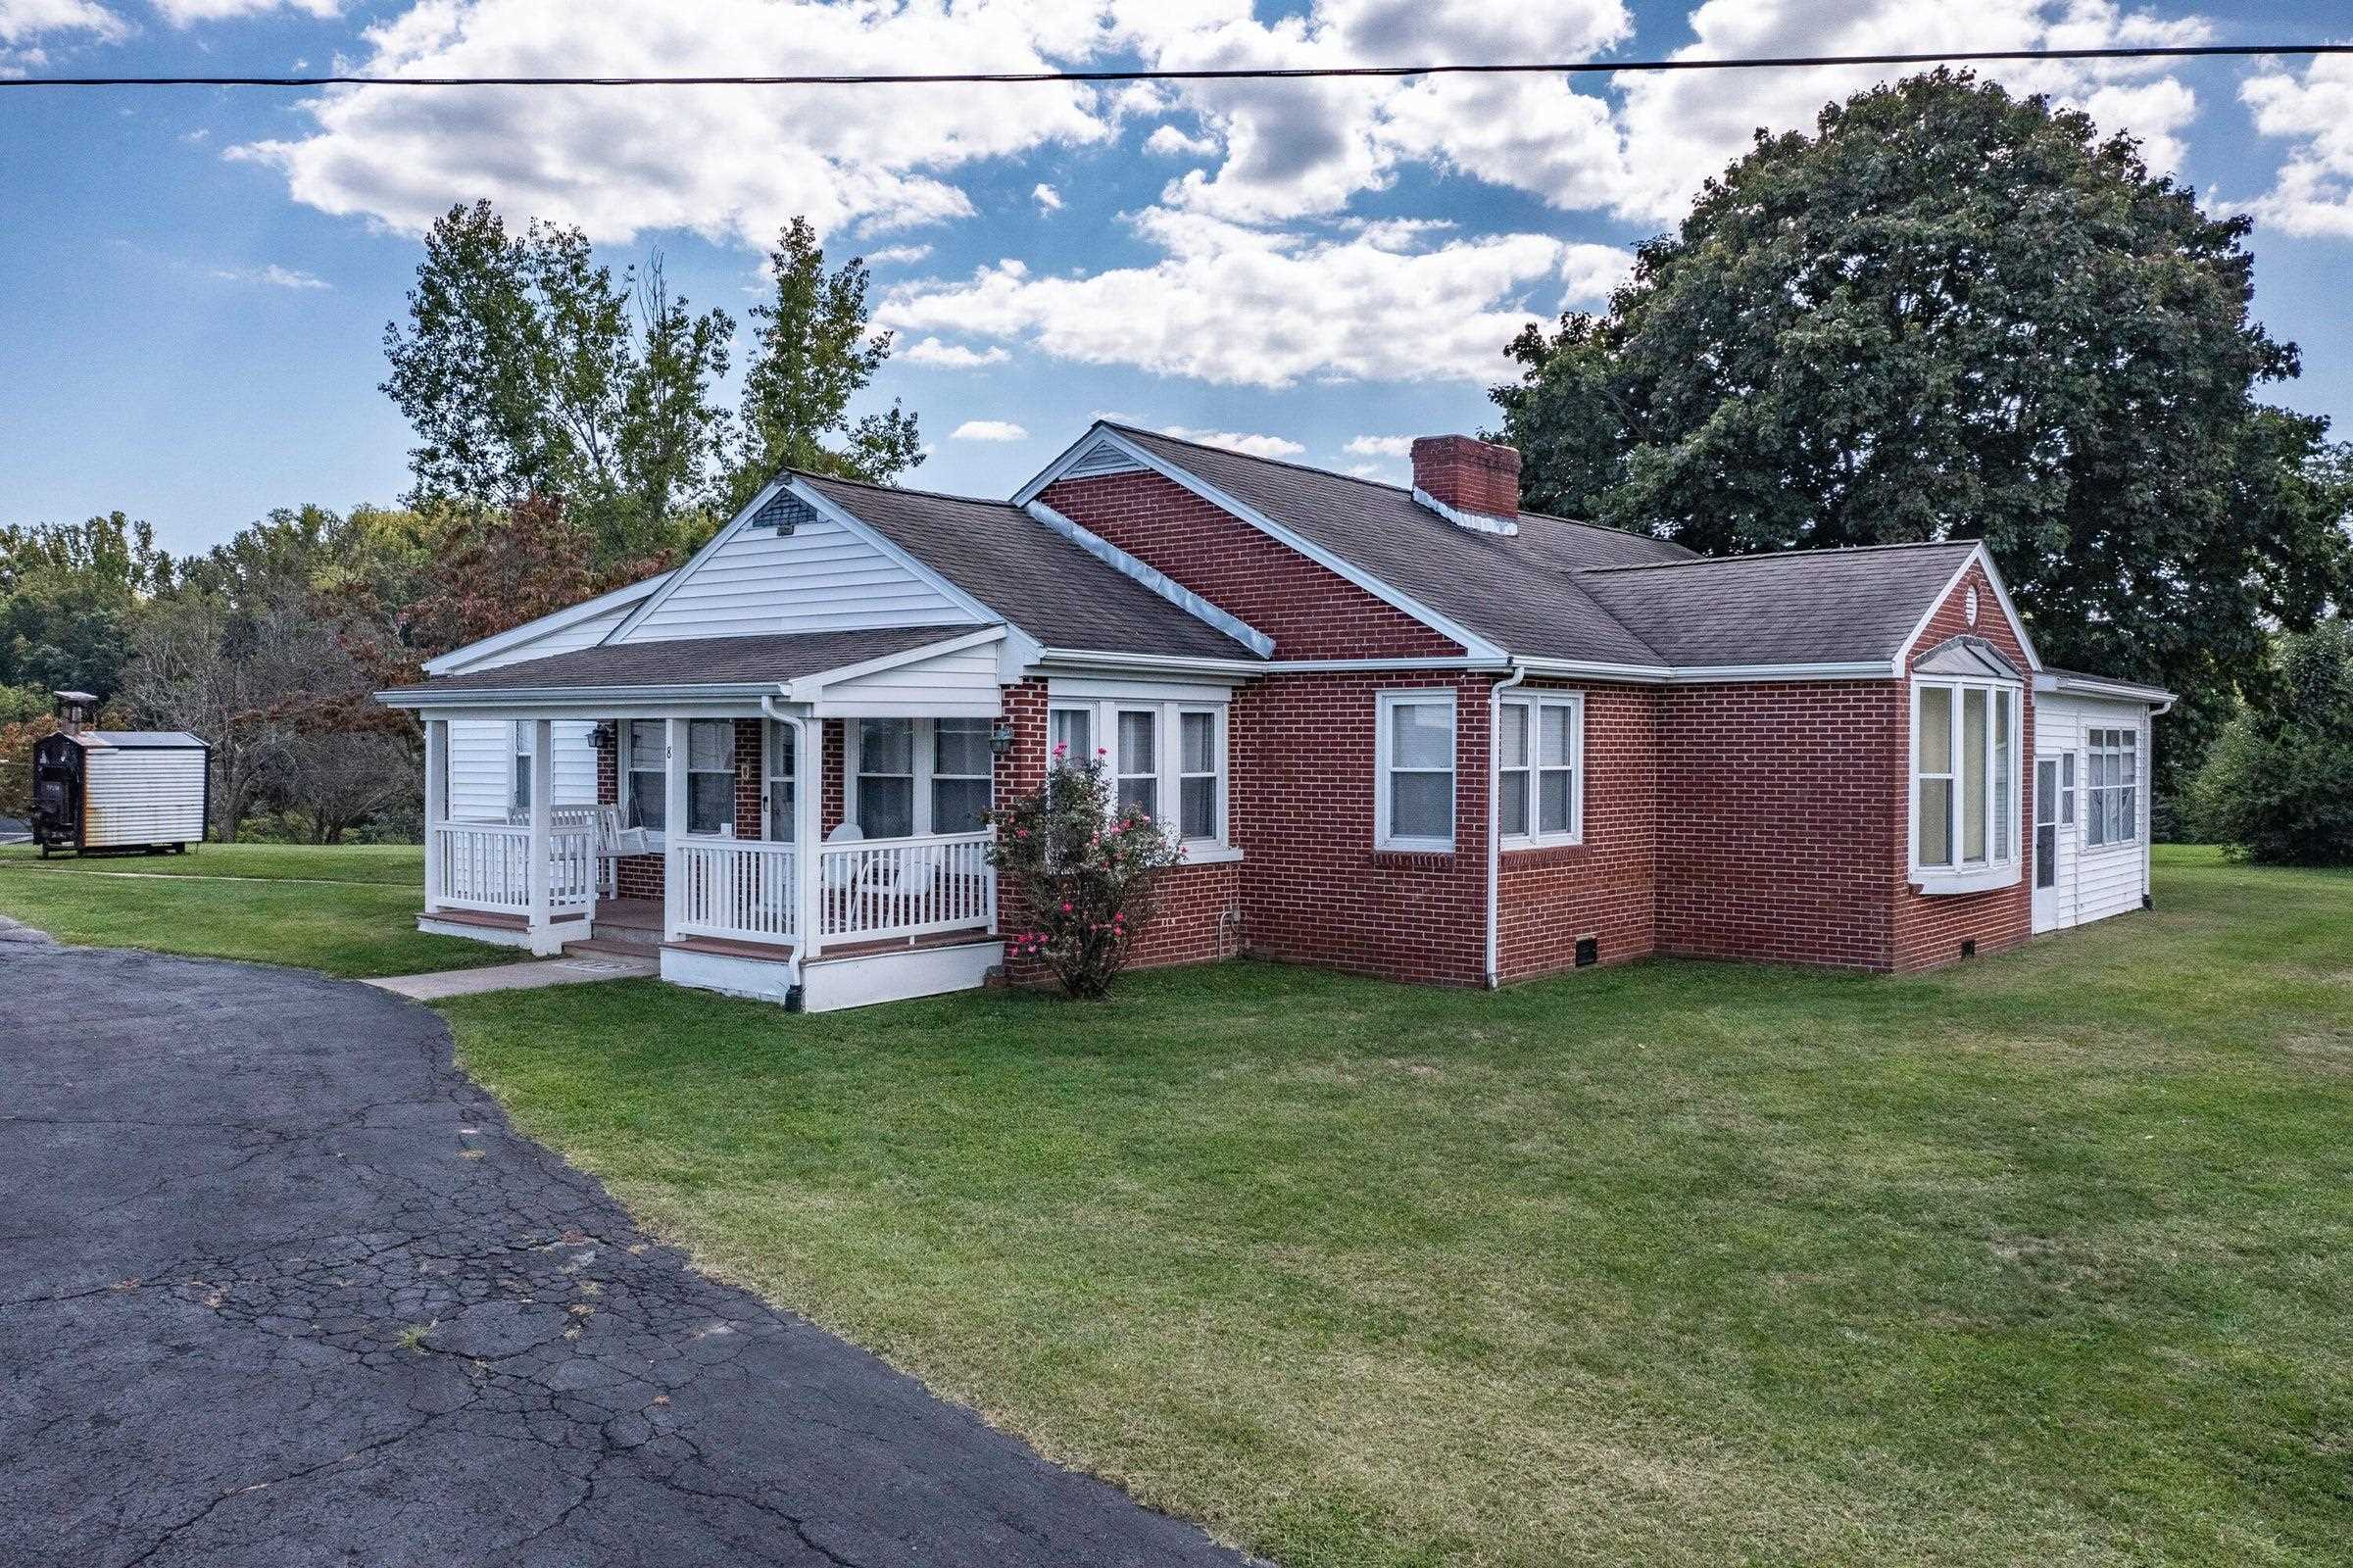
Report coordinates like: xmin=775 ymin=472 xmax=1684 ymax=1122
xmin=799 ymin=472 xmax=1261 ymax=661
xmin=384 ymin=626 xmax=968 ymax=698
xmin=1102 ymin=427 xmax=1997 ymax=669
xmin=1103 ymin=423 xmax=1696 ymax=666
xmin=1575 ymin=543 xmax=1984 ymax=667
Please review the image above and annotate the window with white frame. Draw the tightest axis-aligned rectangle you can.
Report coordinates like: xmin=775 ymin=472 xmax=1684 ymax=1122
xmin=1178 ymin=710 xmax=1218 ymax=841
xmin=765 ymin=721 xmax=797 ymax=841
xmin=932 ymin=718 xmax=993 ymax=834
xmin=1050 ymin=696 xmax=1230 ymax=851
xmin=848 ymin=717 xmax=996 ymax=838
xmin=510 ymin=722 xmax=532 ymax=811
xmin=622 ymin=719 xmax=733 ymax=838
xmin=1378 ymin=690 xmax=1455 ymax=852
xmin=1912 ymin=680 xmax=2021 ymax=879
xmin=1115 ymin=710 xmax=1159 ymax=818
xmin=1497 ymin=694 xmax=1582 ymax=846
xmin=623 ymin=721 xmax=664 ymax=833
xmin=2085 ymin=727 xmax=2138 ymax=848
xmin=1050 ymin=707 xmax=1093 ymax=770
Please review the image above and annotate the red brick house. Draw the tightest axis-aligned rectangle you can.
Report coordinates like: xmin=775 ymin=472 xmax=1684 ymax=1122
xmin=381 ymin=421 xmax=2172 ymax=1010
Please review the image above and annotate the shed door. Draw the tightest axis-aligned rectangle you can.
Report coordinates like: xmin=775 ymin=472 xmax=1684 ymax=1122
xmin=2032 ymin=757 xmax=2062 ymax=933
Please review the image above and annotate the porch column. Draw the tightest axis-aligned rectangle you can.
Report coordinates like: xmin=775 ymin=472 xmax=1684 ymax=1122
xmin=662 ymin=716 xmax=688 ymax=942
xmin=526 ymin=717 xmax=556 ymax=956
xmin=794 ymin=716 xmax=822 ymax=964
xmin=422 ymin=717 xmax=447 ymax=914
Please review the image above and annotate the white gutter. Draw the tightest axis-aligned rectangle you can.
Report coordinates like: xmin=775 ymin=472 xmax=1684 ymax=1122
xmin=760 ymin=693 xmax=812 ymax=990
xmin=1485 ymin=664 xmax=1528 ymax=990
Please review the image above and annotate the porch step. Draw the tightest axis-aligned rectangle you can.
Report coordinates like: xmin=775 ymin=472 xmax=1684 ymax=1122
xmin=589 ymin=896 xmax=666 ymax=948
xmin=564 ymin=936 xmax=660 ymax=959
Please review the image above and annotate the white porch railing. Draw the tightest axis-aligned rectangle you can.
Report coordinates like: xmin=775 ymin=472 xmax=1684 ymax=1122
xmin=430 ymin=821 xmax=598 ymax=917
xmin=817 ymin=831 xmax=995 ymax=944
xmin=674 ymin=837 xmax=799 ymax=944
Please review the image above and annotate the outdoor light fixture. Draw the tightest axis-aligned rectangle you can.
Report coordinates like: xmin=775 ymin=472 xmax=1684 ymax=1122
xmin=590 ymin=722 xmax=616 ymax=750
xmin=991 ymin=722 xmax=1016 ymax=756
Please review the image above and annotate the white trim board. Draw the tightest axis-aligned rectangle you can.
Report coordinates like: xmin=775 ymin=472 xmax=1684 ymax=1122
xmin=1023 ymin=499 xmax=1275 ymax=657
xmin=1892 ymin=544 xmax=2044 ymax=674
xmin=424 ymin=572 xmax=673 ymax=676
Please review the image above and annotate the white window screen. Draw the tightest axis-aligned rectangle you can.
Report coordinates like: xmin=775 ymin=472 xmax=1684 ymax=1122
xmin=858 ymin=718 xmax=915 ymax=839
xmin=932 ymin=718 xmax=993 ymax=834
xmin=1116 ymin=710 xmax=1158 ymax=818
xmin=1384 ymin=696 xmax=1454 ymax=847
xmin=625 ymin=721 xmax=664 ymax=833
xmin=687 ymin=720 xmax=733 ymax=837
xmin=1178 ymin=710 xmax=1217 ymax=840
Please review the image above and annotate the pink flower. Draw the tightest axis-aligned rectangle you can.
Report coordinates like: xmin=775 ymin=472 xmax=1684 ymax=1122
xmin=1052 ymin=742 xmax=1068 ymax=759
xmin=1096 ymin=746 xmax=1108 ymax=756
xmin=1059 ymin=902 xmax=1073 ymax=913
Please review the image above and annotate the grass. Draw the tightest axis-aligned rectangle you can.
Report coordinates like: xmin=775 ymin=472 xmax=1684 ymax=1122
xmin=433 ymin=847 xmax=2353 ymax=1568
xmin=0 ymin=841 xmax=517 ymax=977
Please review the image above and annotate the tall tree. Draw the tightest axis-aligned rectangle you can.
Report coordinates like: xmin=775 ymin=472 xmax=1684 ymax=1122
xmin=1492 ymin=72 xmax=2353 ymax=788
xmin=382 ymin=201 xmax=734 ymax=563
xmin=0 ymin=513 xmax=173 ymax=702
xmin=724 ymin=218 xmax=921 ymax=512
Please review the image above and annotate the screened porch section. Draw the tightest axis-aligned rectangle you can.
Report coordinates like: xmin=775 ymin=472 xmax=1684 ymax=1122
xmin=420 ymin=710 xmax=1004 ymax=958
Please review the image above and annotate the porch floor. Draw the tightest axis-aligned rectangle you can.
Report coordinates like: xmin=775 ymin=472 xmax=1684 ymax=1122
xmin=594 ymin=897 xmax=664 ymax=936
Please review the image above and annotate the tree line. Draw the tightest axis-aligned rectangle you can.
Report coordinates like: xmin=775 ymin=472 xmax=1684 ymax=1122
xmin=0 ymin=210 xmax=919 ymax=841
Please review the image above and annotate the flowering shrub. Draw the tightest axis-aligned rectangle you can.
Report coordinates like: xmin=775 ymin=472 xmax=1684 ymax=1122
xmin=989 ymin=746 xmax=1184 ymax=999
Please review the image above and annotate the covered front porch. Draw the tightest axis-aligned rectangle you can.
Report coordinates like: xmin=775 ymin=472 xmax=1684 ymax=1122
xmin=398 ymin=626 xmax=1016 ymax=1011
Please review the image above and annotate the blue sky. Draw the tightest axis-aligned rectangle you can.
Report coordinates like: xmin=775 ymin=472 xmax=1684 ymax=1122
xmin=3 ymin=0 xmax=2350 ymax=558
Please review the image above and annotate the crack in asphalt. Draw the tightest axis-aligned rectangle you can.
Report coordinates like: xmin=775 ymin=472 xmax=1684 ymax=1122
xmin=1 ymin=944 xmax=1253 ymax=1568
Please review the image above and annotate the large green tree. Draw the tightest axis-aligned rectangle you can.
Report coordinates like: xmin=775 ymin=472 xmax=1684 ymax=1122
xmin=1492 ymin=72 xmax=2353 ymax=786
xmin=383 ymin=201 xmax=735 ymax=563
xmin=0 ymin=512 xmax=174 ymax=703
xmin=722 ymin=218 xmax=922 ymax=512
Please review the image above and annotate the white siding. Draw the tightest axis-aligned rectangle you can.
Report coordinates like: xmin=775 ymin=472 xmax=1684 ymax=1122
xmin=619 ymin=514 xmax=971 ymax=644
xmin=81 ymin=748 xmax=207 ymax=847
xmin=446 ymin=719 xmax=597 ymax=821
xmin=435 ymin=600 xmax=637 ymax=673
xmin=814 ymin=644 xmax=1004 ymax=718
xmin=2034 ymin=695 xmax=2153 ymax=931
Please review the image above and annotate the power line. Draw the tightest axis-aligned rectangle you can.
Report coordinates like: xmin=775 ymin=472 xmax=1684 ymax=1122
xmin=1 ymin=41 xmax=2348 ymax=89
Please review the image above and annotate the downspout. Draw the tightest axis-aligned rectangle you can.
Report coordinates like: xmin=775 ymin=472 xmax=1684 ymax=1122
xmin=1485 ymin=663 xmax=1528 ymax=990
xmin=760 ymin=693 xmax=810 ymax=993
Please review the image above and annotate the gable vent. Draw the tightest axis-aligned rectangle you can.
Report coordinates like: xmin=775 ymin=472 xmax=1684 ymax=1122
xmin=1064 ymin=437 xmax=1146 ymax=480
xmin=754 ymin=490 xmax=818 ymax=535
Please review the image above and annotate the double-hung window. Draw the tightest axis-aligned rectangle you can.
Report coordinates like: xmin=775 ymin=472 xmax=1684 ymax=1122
xmin=1497 ymin=694 xmax=1583 ymax=846
xmin=1378 ymin=690 xmax=1456 ymax=852
xmin=1912 ymin=679 xmax=2021 ymax=887
xmin=2085 ymin=727 xmax=2138 ymax=848
xmin=623 ymin=719 xmax=734 ymax=838
xmin=1050 ymin=707 xmax=1093 ymax=770
xmin=849 ymin=717 xmax=995 ymax=838
xmin=1178 ymin=710 xmax=1219 ymax=841
xmin=510 ymin=722 xmax=532 ymax=812
xmin=1115 ymin=710 xmax=1159 ymax=818
xmin=765 ymin=721 xmax=797 ymax=841
xmin=932 ymin=718 xmax=993 ymax=834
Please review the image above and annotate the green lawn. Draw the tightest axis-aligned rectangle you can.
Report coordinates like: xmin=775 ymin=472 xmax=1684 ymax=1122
xmin=438 ymin=847 xmax=2353 ymax=1568
xmin=0 ymin=841 xmax=515 ymax=977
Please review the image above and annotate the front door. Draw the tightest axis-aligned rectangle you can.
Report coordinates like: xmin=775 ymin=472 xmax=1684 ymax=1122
xmin=2032 ymin=756 xmax=2062 ymax=933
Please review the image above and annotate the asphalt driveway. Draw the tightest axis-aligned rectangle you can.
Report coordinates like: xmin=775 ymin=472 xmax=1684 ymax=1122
xmin=0 ymin=942 xmax=1247 ymax=1567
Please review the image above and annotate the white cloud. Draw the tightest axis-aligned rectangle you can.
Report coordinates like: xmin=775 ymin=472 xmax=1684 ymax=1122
xmin=152 ymin=0 xmax=336 ymax=24
xmin=2238 ymin=54 xmax=2353 ymax=238
xmin=1032 ymin=182 xmax=1063 ymax=214
xmin=229 ymin=0 xmax=1115 ymax=244
xmin=1158 ymin=424 xmax=1304 ymax=458
xmin=0 ymin=0 xmax=123 ymax=43
xmin=882 ymin=210 xmax=1628 ymax=388
xmin=951 ymin=418 xmax=1029 ymax=441
xmin=906 ymin=336 xmax=1011 ymax=368
xmin=1605 ymin=0 xmax=2214 ymax=222
xmin=1345 ymin=435 xmax=1412 ymax=457
xmin=213 ymin=263 xmax=332 ymax=289
xmin=863 ymin=243 xmax=933 ymax=268
xmin=1143 ymin=123 xmax=1218 ymax=158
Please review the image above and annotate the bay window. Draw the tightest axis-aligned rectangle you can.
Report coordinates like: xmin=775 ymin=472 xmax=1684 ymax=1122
xmin=1497 ymin=694 xmax=1583 ymax=847
xmin=1378 ymin=690 xmax=1455 ymax=852
xmin=1911 ymin=679 xmax=2022 ymax=888
xmin=1050 ymin=694 xmax=1232 ymax=855
xmin=2085 ymin=727 xmax=2138 ymax=848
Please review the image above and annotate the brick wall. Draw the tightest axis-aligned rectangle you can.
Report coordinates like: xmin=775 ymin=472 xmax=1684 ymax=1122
xmin=1226 ymin=670 xmax=1493 ymax=987
xmin=1654 ymin=681 xmax=1905 ymax=969
xmin=1040 ymin=470 xmax=1464 ymax=660
xmin=1889 ymin=559 xmax=2035 ymax=971
xmin=1495 ymin=681 xmax=1658 ymax=981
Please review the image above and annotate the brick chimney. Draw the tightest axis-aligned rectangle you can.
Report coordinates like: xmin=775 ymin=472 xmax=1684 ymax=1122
xmin=1410 ymin=435 xmax=1521 ymax=534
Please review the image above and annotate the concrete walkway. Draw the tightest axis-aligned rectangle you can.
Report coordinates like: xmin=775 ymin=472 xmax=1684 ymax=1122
xmin=364 ymin=951 xmax=660 ymax=1000
xmin=1 ymin=944 xmax=1249 ymax=1567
